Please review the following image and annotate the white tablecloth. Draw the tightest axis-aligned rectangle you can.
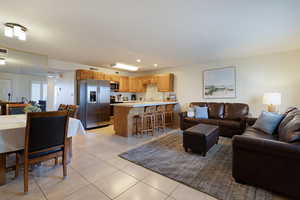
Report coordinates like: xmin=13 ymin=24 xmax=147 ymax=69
xmin=0 ymin=114 xmax=86 ymax=153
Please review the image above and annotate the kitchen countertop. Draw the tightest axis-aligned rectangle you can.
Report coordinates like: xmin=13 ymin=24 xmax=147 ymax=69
xmin=111 ymin=101 xmax=178 ymax=107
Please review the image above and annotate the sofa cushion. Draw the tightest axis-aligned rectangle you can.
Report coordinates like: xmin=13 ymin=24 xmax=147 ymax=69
xmin=218 ymin=120 xmax=241 ymax=129
xmin=253 ymin=111 xmax=284 ymax=135
xmin=207 ymin=103 xmax=224 ymax=119
xmin=224 ymin=103 xmax=249 ymax=120
xmin=190 ymin=102 xmax=207 ymax=107
xmin=195 ymin=106 xmax=208 ymax=119
xmin=279 ymin=114 xmax=300 ymax=143
xmin=184 ymin=118 xmax=220 ymax=126
xmin=243 ymin=127 xmax=278 ymax=141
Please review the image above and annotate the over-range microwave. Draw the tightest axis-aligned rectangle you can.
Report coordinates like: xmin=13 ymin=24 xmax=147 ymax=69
xmin=110 ymin=82 xmax=119 ymax=92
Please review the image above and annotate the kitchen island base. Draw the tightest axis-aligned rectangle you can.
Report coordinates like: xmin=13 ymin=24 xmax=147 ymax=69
xmin=113 ymin=102 xmax=177 ymax=137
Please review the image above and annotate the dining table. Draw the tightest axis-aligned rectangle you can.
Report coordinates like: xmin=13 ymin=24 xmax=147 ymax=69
xmin=0 ymin=114 xmax=86 ymax=186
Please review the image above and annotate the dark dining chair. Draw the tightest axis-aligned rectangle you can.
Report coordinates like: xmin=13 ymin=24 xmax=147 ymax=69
xmin=58 ymin=104 xmax=68 ymax=111
xmin=16 ymin=111 xmax=69 ymax=193
xmin=6 ymin=104 xmax=28 ymax=115
xmin=66 ymin=105 xmax=79 ymax=119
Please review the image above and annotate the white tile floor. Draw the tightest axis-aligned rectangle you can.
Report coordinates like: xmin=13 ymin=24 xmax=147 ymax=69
xmin=0 ymin=126 xmax=216 ymax=200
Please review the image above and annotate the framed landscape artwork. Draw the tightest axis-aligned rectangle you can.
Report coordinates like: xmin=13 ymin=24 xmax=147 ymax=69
xmin=203 ymin=67 xmax=236 ymax=99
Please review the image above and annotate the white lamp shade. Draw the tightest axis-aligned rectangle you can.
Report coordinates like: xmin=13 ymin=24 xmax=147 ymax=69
xmin=13 ymin=26 xmax=22 ymax=36
xmin=18 ymin=30 xmax=26 ymax=41
xmin=263 ymin=93 xmax=281 ymax=105
xmin=0 ymin=58 xmax=6 ymax=65
xmin=4 ymin=26 xmax=13 ymax=37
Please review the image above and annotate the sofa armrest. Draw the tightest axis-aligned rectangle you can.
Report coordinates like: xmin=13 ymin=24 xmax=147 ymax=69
xmin=239 ymin=115 xmax=255 ymax=131
xmin=245 ymin=117 xmax=257 ymax=127
xmin=179 ymin=112 xmax=187 ymax=130
xmin=179 ymin=111 xmax=187 ymax=118
xmin=233 ymin=135 xmax=300 ymax=159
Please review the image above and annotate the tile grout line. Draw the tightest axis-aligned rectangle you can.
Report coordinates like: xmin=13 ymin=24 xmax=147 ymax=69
xmin=109 ymin=179 xmax=141 ymax=200
xmin=34 ymin=176 xmax=49 ymax=200
xmin=69 ymin=165 xmax=116 ymax=200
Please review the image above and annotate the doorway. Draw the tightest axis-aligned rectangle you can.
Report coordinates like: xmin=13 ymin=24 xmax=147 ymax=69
xmin=0 ymin=79 xmax=12 ymax=101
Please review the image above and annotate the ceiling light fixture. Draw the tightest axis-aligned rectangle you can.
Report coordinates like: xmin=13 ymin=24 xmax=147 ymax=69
xmin=112 ymin=63 xmax=139 ymax=71
xmin=136 ymin=59 xmax=141 ymax=63
xmin=4 ymin=23 xmax=27 ymax=41
xmin=154 ymin=64 xmax=158 ymax=67
xmin=0 ymin=58 xmax=6 ymax=65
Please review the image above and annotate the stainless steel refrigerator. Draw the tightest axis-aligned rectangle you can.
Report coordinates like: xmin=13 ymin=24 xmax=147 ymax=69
xmin=77 ymin=80 xmax=111 ymax=129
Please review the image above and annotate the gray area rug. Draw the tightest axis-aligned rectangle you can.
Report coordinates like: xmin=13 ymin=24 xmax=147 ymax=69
xmin=120 ymin=132 xmax=287 ymax=200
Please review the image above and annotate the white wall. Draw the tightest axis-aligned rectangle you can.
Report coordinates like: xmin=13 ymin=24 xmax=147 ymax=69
xmin=145 ymin=50 xmax=300 ymax=116
xmin=51 ymin=71 xmax=76 ymax=110
xmin=0 ymin=72 xmax=47 ymax=102
xmin=47 ymin=62 xmax=138 ymax=109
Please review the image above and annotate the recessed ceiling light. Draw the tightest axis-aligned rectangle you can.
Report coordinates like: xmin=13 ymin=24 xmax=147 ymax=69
xmin=112 ymin=63 xmax=139 ymax=71
xmin=4 ymin=23 xmax=27 ymax=41
xmin=0 ymin=58 xmax=6 ymax=65
xmin=136 ymin=59 xmax=141 ymax=63
xmin=154 ymin=64 xmax=158 ymax=67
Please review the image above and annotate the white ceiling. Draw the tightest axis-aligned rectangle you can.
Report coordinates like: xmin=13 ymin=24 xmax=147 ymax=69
xmin=0 ymin=47 xmax=49 ymax=76
xmin=0 ymin=0 xmax=300 ymax=71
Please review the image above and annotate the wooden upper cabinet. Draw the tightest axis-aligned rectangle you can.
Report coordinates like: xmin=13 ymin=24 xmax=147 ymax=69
xmin=103 ymin=74 xmax=111 ymax=81
xmin=76 ymin=70 xmax=174 ymax=93
xmin=129 ymin=77 xmax=138 ymax=92
xmin=76 ymin=70 xmax=94 ymax=80
xmin=94 ymin=72 xmax=104 ymax=80
xmin=136 ymin=77 xmax=146 ymax=92
xmin=140 ymin=75 xmax=157 ymax=85
xmin=156 ymin=73 xmax=174 ymax=92
xmin=110 ymin=74 xmax=120 ymax=82
xmin=119 ymin=76 xmax=129 ymax=92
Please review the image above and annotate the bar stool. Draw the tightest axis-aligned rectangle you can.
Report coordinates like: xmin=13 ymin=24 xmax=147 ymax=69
xmin=133 ymin=106 xmax=155 ymax=136
xmin=141 ymin=106 xmax=155 ymax=136
xmin=165 ymin=104 xmax=174 ymax=127
xmin=154 ymin=105 xmax=166 ymax=133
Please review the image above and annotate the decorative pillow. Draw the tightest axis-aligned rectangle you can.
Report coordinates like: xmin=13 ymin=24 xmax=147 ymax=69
xmin=187 ymin=107 xmax=195 ymax=118
xmin=195 ymin=106 xmax=209 ymax=119
xmin=279 ymin=115 xmax=300 ymax=143
xmin=278 ymin=109 xmax=300 ymax=135
xmin=253 ymin=111 xmax=284 ymax=135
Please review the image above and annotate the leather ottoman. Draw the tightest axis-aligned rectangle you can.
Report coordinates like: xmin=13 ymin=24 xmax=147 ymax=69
xmin=183 ymin=123 xmax=220 ymax=156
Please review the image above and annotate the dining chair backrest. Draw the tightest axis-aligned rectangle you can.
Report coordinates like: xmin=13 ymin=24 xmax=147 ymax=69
xmin=25 ymin=111 xmax=69 ymax=154
xmin=66 ymin=105 xmax=79 ymax=118
xmin=58 ymin=104 xmax=68 ymax=111
xmin=6 ymin=104 xmax=28 ymax=115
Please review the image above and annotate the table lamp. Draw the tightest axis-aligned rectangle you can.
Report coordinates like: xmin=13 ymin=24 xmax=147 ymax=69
xmin=263 ymin=92 xmax=281 ymax=112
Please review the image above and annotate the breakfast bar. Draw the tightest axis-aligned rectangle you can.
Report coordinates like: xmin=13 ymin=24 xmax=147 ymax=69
xmin=112 ymin=102 xmax=177 ymax=137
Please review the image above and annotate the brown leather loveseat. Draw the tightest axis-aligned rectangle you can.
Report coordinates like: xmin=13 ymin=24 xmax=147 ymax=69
xmin=180 ymin=102 xmax=249 ymax=137
xmin=232 ymin=107 xmax=300 ymax=199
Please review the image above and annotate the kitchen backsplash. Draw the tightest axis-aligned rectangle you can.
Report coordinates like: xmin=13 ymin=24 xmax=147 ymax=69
xmin=137 ymin=84 xmax=170 ymax=101
xmin=111 ymin=84 xmax=175 ymax=102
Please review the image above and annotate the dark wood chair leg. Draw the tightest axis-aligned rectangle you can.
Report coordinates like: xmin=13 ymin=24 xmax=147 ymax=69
xmin=54 ymin=157 xmax=59 ymax=165
xmin=0 ymin=153 xmax=6 ymax=186
xmin=15 ymin=153 xmax=20 ymax=178
xmin=24 ymin=161 xmax=29 ymax=193
xmin=63 ymin=150 xmax=67 ymax=178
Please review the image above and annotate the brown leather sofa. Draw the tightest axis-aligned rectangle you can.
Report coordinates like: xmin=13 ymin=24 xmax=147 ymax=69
xmin=232 ymin=107 xmax=300 ymax=199
xmin=179 ymin=102 xmax=249 ymax=137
